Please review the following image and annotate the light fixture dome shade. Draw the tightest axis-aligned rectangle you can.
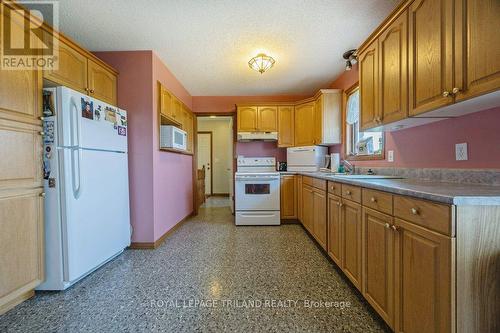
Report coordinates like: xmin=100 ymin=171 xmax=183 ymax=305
xmin=248 ymin=53 xmax=275 ymax=74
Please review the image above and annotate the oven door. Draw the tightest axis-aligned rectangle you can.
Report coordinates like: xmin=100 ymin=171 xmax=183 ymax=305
xmin=235 ymin=174 xmax=280 ymax=211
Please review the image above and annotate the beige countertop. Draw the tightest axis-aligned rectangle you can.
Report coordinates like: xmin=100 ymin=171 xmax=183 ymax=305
xmin=281 ymin=171 xmax=500 ymax=206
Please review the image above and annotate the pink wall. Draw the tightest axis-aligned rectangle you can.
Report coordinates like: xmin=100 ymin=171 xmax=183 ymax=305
xmin=329 ymin=65 xmax=500 ymax=169
xmin=94 ymin=51 xmax=194 ymax=243
xmin=193 ymin=95 xmax=305 ymax=161
xmin=151 ymin=52 xmax=193 ymax=240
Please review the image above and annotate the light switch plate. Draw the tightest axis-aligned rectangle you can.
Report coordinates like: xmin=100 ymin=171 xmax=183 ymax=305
xmin=388 ymin=150 xmax=394 ymax=162
xmin=455 ymin=143 xmax=468 ymax=161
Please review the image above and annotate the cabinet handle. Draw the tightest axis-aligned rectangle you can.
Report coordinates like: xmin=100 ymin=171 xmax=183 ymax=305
xmin=442 ymin=91 xmax=451 ymax=97
xmin=452 ymin=87 xmax=461 ymax=95
xmin=346 ymin=190 xmax=351 ymax=195
xmin=39 ymin=116 xmax=45 ymax=121
xmin=384 ymin=223 xmax=390 ymax=229
xmin=370 ymin=197 xmax=376 ymax=203
xmin=391 ymin=225 xmax=398 ymax=232
xmin=84 ymin=88 xmax=89 ymax=92
xmin=339 ymin=202 xmax=344 ymax=207
xmin=90 ymin=89 xmax=95 ymax=94
xmin=40 ymin=192 xmax=46 ymax=197
xmin=39 ymin=131 xmax=45 ymax=136
xmin=411 ymin=208 xmax=419 ymax=215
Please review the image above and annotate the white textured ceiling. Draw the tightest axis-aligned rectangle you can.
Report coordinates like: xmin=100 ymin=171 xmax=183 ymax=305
xmin=57 ymin=0 xmax=397 ymax=96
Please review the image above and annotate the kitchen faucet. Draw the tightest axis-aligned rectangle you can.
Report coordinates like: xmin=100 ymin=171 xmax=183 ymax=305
xmin=343 ymin=160 xmax=355 ymax=174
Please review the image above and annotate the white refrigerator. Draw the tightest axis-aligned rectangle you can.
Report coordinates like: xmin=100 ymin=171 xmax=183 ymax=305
xmin=37 ymin=86 xmax=131 ymax=290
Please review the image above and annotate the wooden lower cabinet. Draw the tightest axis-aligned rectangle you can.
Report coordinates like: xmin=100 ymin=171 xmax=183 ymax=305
xmin=394 ymin=218 xmax=453 ymax=333
xmin=280 ymin=175 xmax=297 ymax=219
xmin=312 ymin=189 xmax=327 ymax=249
xmin=327 ymin=194 xmax=342 ymax=266
xmin=302 ymin=185 xmax=314 ymax=233
xmin=341 ymin=199 xmax=363 ymax=290
xmin=362 ymin=208 xmax=395 ymax=329
xmin=0 ymin=189 xmax=44 ymax=314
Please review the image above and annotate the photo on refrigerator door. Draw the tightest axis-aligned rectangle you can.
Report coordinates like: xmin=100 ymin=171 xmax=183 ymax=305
xmin=81 ymin=98 xmax=94 ymax=120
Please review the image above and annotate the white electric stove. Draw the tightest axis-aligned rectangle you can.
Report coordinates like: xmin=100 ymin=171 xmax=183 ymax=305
xmin=235 ymin=157 xmax=280 ymax=226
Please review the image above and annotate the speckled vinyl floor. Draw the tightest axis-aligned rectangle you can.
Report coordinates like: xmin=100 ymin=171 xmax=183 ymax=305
xmin=0 ymin=197 xmax=390 ymax=332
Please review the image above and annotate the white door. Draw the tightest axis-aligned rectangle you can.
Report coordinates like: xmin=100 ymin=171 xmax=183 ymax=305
xmin=60 ymin=148 xmax=130 ymax=282
xmin=197 ymin=132 xmax=212 ymax=195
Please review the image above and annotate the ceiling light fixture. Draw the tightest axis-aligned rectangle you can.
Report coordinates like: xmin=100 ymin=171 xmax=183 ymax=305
xmin=343 ymin=49 xmax=358 ymax=71
xmin=248 ymin=53 xmax=275 ymax=74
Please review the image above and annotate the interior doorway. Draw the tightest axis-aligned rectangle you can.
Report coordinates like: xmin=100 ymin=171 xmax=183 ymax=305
xmin=197 ymin=132 xmax=213 ymax=196
xmin=196 ymin=115 xmax=234 ymax=212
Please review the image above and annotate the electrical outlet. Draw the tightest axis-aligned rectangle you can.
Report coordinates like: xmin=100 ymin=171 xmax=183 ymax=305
xmin=388 ymin=150 xmax=394 ymax=162
xmin=455 ymin=143 xmax=468 ymax=161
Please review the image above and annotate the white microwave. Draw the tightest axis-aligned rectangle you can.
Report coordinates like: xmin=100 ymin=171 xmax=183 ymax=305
xmin=160 ymin=125 xmax=187 ymax=150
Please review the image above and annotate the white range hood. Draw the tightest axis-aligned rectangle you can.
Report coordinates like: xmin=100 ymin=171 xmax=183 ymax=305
xmin=237 ymin=132 xmax=278 ymax=142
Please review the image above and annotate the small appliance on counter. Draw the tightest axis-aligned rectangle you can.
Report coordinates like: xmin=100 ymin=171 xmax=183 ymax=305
xmin=277 ymin=161 xmax=287 ymax=171
xmin=287 ymin=146 xmax=328 ymax=172
xmin=160 ymin=125 xmax=187 ymax=150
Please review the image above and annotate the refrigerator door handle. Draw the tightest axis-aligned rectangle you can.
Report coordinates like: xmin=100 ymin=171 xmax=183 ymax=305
xmin=71 ymin=148 xmax=82 ymax=199
xmin=70 ymin=97 xmax=80 ymax=147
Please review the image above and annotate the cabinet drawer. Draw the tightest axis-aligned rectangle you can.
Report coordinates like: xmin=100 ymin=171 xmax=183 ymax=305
xmin=394 ymin=196 xmax=452 ymax=236
xmin=313 ymin=178 xmax=326 ymax=191
xmin=328 ymin=181 xmax=341 ymax=196
xmin=341 ymin=184 xmax=361 ymax=203
xmin=362 ymin=188 xmax=393 ymax=215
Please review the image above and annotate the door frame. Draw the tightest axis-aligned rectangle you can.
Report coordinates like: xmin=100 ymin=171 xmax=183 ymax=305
xmin=197 ymin=131 xmax=213 ymax=196
xmin=196 ymin=113 xmax=236 ymax=210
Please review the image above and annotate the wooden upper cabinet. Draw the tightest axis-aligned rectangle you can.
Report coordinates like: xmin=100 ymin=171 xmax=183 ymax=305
xmin=379 ymin=10 xmax=408 ymax=125
xmin=278 ymin=106 xmax=294 ymax=147
xmin=44 ymin=40 xmax=88 ymax=94
xmin=0 ymin=70 xmax=41 ymax=125
xmin=327 ymin=194 xmax=342 ymax=267
xmin=237 ymin=106 xmax=258 ymax=131
xmin=280 ymin=175 xmax=297 ymax=219
xmin=313 ymin=189 xmax=327 ymax=250
xmin=408 ymin=0 xmax=454 ymax=116
xmin=313 ymin=98 xmax=322 ymax=144
xmin=87 ymin=59 xmax=117 ymax=106
xmin=294 ymin=102 xmax=315 ymax=147
xmin=257 ymin=106 xmax=277 ymax=131
xmin=359 ymin=41 xmax=379 ymax=130
xmin=454 ymin=0 xmax=500 ymax=101
xmin=159 ymin=85 xmax=173 ymax=118
xmin=342 ymin=199 xmax=362 ymax=290
xmin=362 ymin=208 xmax=395 ymax=329
xmin=171 ymin=96 xmax=182 ymax=121
xmin=394 ymin=218 xmax=452 ymax=333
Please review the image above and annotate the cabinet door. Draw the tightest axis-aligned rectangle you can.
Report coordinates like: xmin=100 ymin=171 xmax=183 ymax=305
xmin=257 ymin=106 xmax=277 ymax=131
xmin=278 ymin=106 xmax=294 ymax=147
xmin=359 ymin=41 xmax=379 ymax=130
xmin=379 ymin=11 xmax=408 ymax=125
xmin=0 ymin=69 xmax=41 ymax=125
xmin=313 ymin=189 xmax=327 ymax=250
xmin=313 ymin=97 xmax=322 ymax=144
xmin=455 ymin=0 xmax=500 ymax=101
xmin=171 ymin=96 xmax=182 ymax=121
xmin=0 ymin=189 xmax=44 ymax=314
xmin=408 ymin=0 xmax=454 ymax=116
xmin=159 ymin=85 xmax=173 ymax=119
xmin=280 ymin=175 xmax=297 ymax=219
xmin=87 ymin=59 xmax=117 ymax=105
xmin=341 ymin=199 xmax=362 ymax=290
xmin=297 ymin=176 xmax=303 ymax=222
xmin=237 ymin=107 xmax=258 ymax=132
xmin=302 ymin=185 xmax=314 ymax=233
xmin=294 ymin=103 xmax=315 ymax=146
xmin=394 ymin=218 xmax=452 ymax=333
xmin=43 ymin=39 xmax=88 ymax=94
xmin=327 ymin=194 xmax=342 ymax=267
xmin=362 ymin=208 xmax=395 ymax=329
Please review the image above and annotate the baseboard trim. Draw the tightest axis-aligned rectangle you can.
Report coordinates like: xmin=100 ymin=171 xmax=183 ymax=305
xmin=0 ymin=289 xmax=34 ymax=315
xmin=281 ymin=219 xmax=300 ymax=224
xmin=129 ymin=211 xmax=194 ymax=250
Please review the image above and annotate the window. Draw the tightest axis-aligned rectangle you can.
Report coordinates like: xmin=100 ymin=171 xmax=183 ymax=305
xmin=345 ymin=85 xmax=384 ymax=160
